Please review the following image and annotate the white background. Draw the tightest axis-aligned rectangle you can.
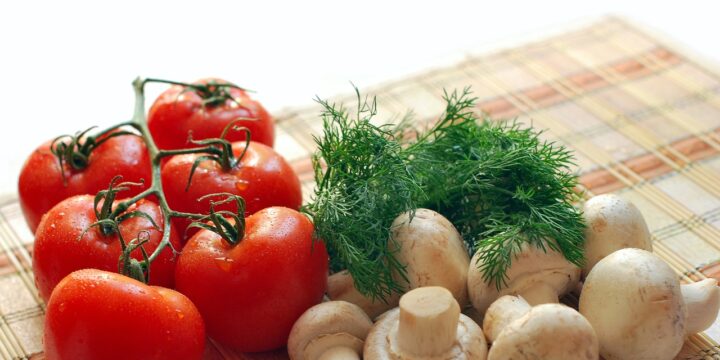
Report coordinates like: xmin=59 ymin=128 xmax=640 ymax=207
xmin=1 ymin=0 xmax=719 ymax=195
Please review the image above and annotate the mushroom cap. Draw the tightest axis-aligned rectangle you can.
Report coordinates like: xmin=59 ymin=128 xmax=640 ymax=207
xmin=482 ymin=295 xmax=531 ymax=344
xmin=390 ymin=208 xmax=471 ymax=307
xmin=582 ymin=194 xmax=652 ymax=277
xmin=287 ymin=301 xmax=373 ymax=360
xmin=579 ymin=248 xmax=685 ymax=360
xmin=364 ymin=287 xmax=487 ymax=360
xmin=327 ymin=271 xmax=400 ymax=319
xmin=468 ymin=243 xmax=581 ymax=315
xmin=487 ymin=303 xmax=598 ymax=360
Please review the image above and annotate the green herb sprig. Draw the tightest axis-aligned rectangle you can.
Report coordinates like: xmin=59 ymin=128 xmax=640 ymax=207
xmin=410 ymin=89 xmax=585 ymax=290
xmin=303 ymin=90 xmax=423 ymax=300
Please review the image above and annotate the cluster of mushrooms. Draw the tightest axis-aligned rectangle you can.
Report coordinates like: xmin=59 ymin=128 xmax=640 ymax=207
xmin=288 ymin=195 xmax=720 ymax=360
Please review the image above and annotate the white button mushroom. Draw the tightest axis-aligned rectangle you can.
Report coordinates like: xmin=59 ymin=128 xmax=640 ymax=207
xmin=364 ymin=286 xmax=488 ymax=360
xmin=579 ymin=248 xmax=720 ymax=360
xmin=287 ymin=301 xmax=373 ymax=360
xmin=483 ymin=295 xmax=599 ymax=360
xmin=582 ymin=194 xmax=652 ymax=277
xmin=328 ymin=209 xmax=471 ymax=318
xmin=468 ymin=243 xmax=581 ymax=315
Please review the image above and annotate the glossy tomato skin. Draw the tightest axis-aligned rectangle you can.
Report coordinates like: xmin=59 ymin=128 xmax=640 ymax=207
xmin=44 ymin=269 xmax=205 ymax=360
xmin=33 ymin=195 xmax=181 ymax=302
xmin=147 ymin=78 xmax=274 ymax=150
xmin=161 ymin=141 xmax=302 ymax=240
xmin=18 ymin=134 xmax=151 ymax=232
xmin=175 ymin=207 xmax=328 ymax=352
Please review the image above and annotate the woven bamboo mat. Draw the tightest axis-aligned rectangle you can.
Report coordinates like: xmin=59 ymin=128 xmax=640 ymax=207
xmin=2 ymin=16 xmax=720 ymax=360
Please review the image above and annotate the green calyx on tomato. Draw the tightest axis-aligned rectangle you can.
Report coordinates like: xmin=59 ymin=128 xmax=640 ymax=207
xmin=78 ymin=175 xmax=164 ymax=283
xmin=117 ymin=235 xmax=151 ymax=284
xmin=147 ymin=77 xmax=275 ymax=150
xmin=187 ymin=193 xmax=246 ymax=245
xmin=180 ymin=120 xmax=252 ymax=190
xmin=87 ymin=176 xmax=156 ymax=236
xmin=19 ymin=124 xmax=152 ymax=232
xmin=50 ymin=125 xmax=140 ymax=183
xmin=145 ymin=77 xmax=249 ymax=108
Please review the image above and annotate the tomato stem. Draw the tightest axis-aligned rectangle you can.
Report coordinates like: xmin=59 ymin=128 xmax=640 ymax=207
xmin=157 ymin=147 xmax=223 ymax=158
xmin=70 ymin=78 xmax=253 ymax=282
xmin=128 ymin=78 xmax=178 ymax=266
xmin=123 ymin=79 xmax=251 ymax=267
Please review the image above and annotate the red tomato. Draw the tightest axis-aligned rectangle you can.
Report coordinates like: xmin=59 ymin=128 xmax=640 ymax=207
xmin=175 ymin=207 xmax=328 ymax=352
xmin=18 ymin=134 xmax=151 ymax=232
xmin=161 ymin=141 xmax=302 ymax=239
xmin=44 ymin=269 xmax=205 ymax=360
xmin=33 ymin=195 xmax=180 ymax=302
xmin=147 ymin=78 xmax=274 ymax=150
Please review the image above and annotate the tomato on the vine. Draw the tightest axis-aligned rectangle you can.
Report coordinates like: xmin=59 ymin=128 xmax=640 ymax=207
xmin=147 ymin=78 xmax=274 ymax=150
xmin=44 ymin=269 xmax=205 ymax=360
xmin=18 ymin=133 xmax=151 ymax=232
xmin=33 ymin=194 xmax=180 ymax=302
xmin=175 ymin=207 xmax=328 ymax=352
xmin=161 ymin=140 xmax=302 ymax=239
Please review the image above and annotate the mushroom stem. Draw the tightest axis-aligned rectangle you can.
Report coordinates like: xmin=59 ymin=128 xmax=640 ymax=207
xmin=482 ymin=295 xmax=532 ymax=344
xmin=468 ymin=243 xmax=580 ymax=316
xmin=317 ymin=346 xmax=361 ymax=360
xmin=682 ymin=278 xmax=720 ymax=335
xmin=519 ymin=283 xmax=559 ymax=305
xmin=397 ymin=286 xmax=460 ymax=356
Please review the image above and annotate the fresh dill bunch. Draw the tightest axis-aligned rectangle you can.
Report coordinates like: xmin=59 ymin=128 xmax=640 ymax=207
xmin=410 ymin=88 xmax=586 ymax=289
xmin=306 ymin=86 xmax=585 ymax=297
xmin=303 ymin=89 xmax=423 ymax=300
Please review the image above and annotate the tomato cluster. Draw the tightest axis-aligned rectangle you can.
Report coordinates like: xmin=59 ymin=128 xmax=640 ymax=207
xmin=19 ymin=78 xmax=329 ymax=359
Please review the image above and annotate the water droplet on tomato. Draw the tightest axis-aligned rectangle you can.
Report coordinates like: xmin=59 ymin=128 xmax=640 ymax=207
xmin=235 ymin=180 xmax=249 ymax=191
xmin=214 ymin=257 xmax=234 ymax=272
xmin=58 ymin=302 xmax=66 ymax=312
xmin=58 ymin=212 xmax=65 ymax=217
xmin=175 ymin=309 xmax=185 ymax=319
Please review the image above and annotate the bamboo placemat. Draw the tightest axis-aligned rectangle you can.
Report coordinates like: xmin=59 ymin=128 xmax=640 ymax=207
xmin=2 ymin=16 xmax=720 ymax=360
